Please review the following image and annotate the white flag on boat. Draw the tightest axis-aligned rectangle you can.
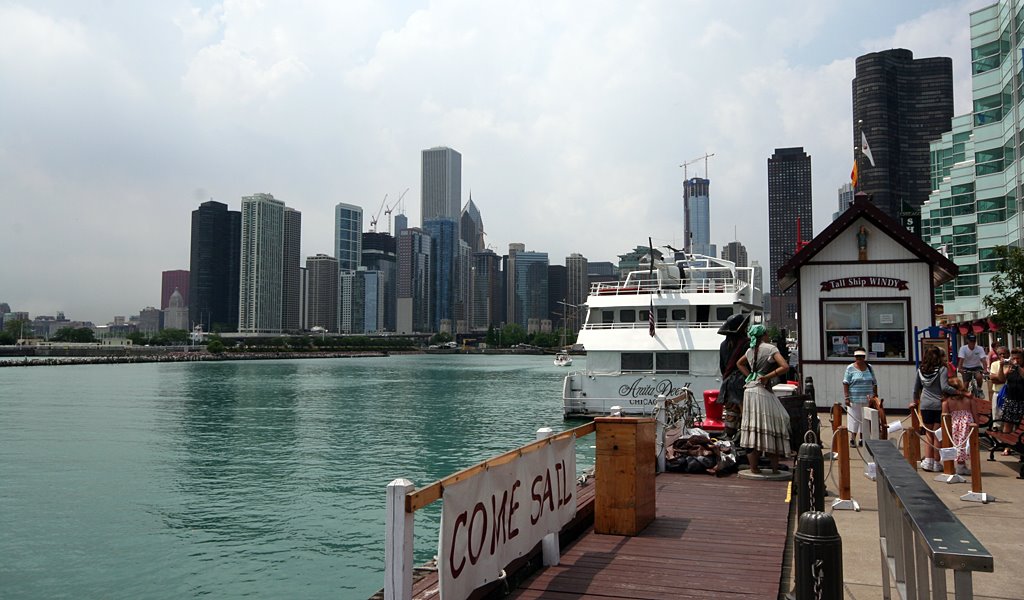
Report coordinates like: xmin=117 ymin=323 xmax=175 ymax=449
xmin=861 ymin=131 xmax=876 ymax=168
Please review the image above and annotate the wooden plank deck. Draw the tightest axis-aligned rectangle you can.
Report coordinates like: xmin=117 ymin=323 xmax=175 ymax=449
xmin=403 ymin=471 xmax=792 ymax=600
xmin=509 ymin=472 xmax=792 ymax=600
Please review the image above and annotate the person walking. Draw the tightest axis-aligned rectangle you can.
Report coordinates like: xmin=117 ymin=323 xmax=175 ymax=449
xmin=989 ymin=346 xmax=1009 ymax=432
xmin=911 ymin=346 xmax=957 ymax=472
xmin=735 ymin=324 xmax=791 ymax=475
xmin=843 ymin=347 xmax=877 ymax=447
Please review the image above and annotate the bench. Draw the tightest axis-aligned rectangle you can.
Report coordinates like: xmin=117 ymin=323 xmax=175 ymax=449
xmin=975 ymin=397 xmax=1024 ymax=479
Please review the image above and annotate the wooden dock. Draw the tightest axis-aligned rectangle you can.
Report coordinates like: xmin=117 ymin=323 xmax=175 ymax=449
xmin=407 ymin=471 xmax=793 ymax=600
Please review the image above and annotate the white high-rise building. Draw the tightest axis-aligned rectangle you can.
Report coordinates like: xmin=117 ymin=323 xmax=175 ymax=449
xmin=421 ymin=147 xmax=462 ymax=222
xmin=239 ymin=193 xmax=285 ymax=333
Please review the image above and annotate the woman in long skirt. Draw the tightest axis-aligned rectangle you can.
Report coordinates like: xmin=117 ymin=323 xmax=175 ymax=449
xmin=735 ymin=324 xmax=792 ymax=474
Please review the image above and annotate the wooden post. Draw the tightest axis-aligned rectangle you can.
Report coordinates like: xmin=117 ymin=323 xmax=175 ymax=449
xmin=537 ymin=427 xmax=560 ymax=566
xmin=961 ymin=425 xmax=991 ymax=503
xmin=385 ymin=478 xmax=415 ymax=600
xmin=831 ymin=403 xmax=843 ymax=434
xmin=831 ymin=426 xmax=859 ymax=510
xmin=595 ymin=417 xmax=656 ymax=535
xmin=906 ymin=409 xmax=921 ymax=467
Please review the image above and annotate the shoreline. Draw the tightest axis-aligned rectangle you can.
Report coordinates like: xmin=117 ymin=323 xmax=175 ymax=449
xmin=0 ymin=351 xmax=390 ymax=367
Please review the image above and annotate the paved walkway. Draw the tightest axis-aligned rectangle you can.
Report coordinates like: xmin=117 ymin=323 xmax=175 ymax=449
xmin=815 ymin=419 xmax=1022 ymax=600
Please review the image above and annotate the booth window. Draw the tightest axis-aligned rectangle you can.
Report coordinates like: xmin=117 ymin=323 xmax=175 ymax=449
xmin=824 ymin=301 xmax=908 ymax=360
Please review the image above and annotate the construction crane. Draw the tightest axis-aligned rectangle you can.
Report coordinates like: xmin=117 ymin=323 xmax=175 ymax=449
xmin=385 ymin=187 xmax=409 ymax=235
xmin=369 ymin=194 xmax=388 ymax=232
xmin=678 ymin=153 xmax=715 ymax=253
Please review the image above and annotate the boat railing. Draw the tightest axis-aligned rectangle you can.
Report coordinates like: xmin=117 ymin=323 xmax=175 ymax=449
xmin=591 ymin=277 xmax=738 ymax=295
xmin=583 ymin=321 xmax=724 ymax=331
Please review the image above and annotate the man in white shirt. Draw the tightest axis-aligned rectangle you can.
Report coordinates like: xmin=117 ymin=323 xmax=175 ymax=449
xmin=958 ymin=333 xmax=988 ymax=396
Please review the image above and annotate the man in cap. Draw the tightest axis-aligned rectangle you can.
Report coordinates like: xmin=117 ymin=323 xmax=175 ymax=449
xmin=957 ymin=333 xmax=988 ymax=398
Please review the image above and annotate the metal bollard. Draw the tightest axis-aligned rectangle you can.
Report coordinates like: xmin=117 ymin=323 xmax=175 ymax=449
xmin=804 ymin=376 xmax=815 ymax=403
xmin=794 ymin=511 xmax=843 ymax=600
xmin=804 ymin=398 xmax=821 ymax=448
xmin=794 ymin=442 xmax=825 ymax=515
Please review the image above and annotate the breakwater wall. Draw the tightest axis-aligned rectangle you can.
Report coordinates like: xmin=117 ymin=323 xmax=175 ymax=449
xmin=0 ymin=351 xmax=388 ymax=368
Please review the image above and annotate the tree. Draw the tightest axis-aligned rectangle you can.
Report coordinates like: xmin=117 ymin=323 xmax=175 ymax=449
xmin=500 ymin=323 xmax=526 ymax=347
xmin=4 ymin=318 xmax=30 ymax=340
xmin=207 ymin=339 xmax=225 ymax=354
xmin=983 ymin=245 xmax=1024 ymax=336
xmin=51 ymin=327 xmax=95 ymax=343
xmin=484 ymin=325 xmax=497 ymax=347
xmin=430 ymin=332 xmax=453 ymax=345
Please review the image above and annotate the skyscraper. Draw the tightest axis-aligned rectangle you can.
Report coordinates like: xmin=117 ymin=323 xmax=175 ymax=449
xmin=335 ymin=203 xmax=363 ymax=272
xmin=239 ymin=193 xmax=285 ymax=333
xmin=397 ymin=227 xmax=432 ymax=334
xmin=423 ymin=218 xmax=458 ymax=332
xmin=362 ymin=232 xmax=397 ymax=332
xmin=565 ymin=253 xmax=588 ymax=332
xmin=721 ymin=241 xmax=748 ymax=268
xmin=513 ymin=251 xmax=549 ymax=331
xmin=189 ymin=200 xmax=241 ymax=332
xmin=767 ymin=147 xmax=812 ymax=331
xmin=282 ymin=208 xmax=302 ymax=332
xmin=684 ymin=178 xmax=714 ymax=256
xmin=306 ymin=254 xmax=338 ymax=333
xmin=852 ymin=48 xmax=954 ymax=223
xmin=506 ymin=243 xmax=525 ymax=326
xmin=834 ymin=182 xmax=855 ymax=221
xmin=471 ymin=249 xmax=501 ymax=332
xmin=161 ymin=270 xmax=189 ymax=310
xmin=547 ymin=264 xmax=567 ymax=328
xmin=421 ymin=147 xmax=462 ymax=222
xmin=460 ymin=195 xmax=485 ymax=253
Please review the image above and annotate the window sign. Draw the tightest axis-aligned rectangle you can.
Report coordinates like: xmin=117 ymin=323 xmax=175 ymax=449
xmin=824 ymin=300 xmax=908 ymax=359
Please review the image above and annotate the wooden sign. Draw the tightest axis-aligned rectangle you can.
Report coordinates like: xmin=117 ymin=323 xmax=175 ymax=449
xmin=820 ymin=277 xmax=908 ymax=292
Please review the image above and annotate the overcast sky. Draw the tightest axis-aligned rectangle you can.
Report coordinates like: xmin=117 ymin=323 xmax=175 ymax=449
xmin=1 ymin=0 xmax=989 ymax=324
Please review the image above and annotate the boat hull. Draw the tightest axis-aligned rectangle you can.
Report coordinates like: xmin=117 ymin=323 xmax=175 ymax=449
xmin=562 ymin=371 xmax=718 ymax=417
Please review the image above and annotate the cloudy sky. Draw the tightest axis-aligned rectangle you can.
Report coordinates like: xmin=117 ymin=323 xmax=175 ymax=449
xmin=1 ymin=0 xmax=989 ymax=324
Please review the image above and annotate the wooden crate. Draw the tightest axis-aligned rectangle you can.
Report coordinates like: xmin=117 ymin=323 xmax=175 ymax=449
xmin=594 ymin=417 xmax=656 ymax=536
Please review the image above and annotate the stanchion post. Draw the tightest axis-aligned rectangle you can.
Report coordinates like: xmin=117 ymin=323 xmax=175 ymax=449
xmin=961 ymin=424 xmax=992 ymax=503
xmin=385 ymin=478 xmax=415 ymax=600
xmin=906 ymin=409 xmax=921 ymax=467
xmin=936 ymin=413 xmax=965 ymax=484
xmin=831 ymin=426 xmax=859 ymax=511
xmin=794 ymin=511 xmax=843 ymax=600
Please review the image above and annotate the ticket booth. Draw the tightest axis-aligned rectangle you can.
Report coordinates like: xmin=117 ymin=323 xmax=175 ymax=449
xmin=776 ymin=193 xmax=958 ymax=409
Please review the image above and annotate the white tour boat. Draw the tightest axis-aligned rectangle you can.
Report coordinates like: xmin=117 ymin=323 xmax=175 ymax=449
xmin=553 ymin=351 xmax=573 ymax=367
xmin=562 ymin=250 xmax=762 ymax=417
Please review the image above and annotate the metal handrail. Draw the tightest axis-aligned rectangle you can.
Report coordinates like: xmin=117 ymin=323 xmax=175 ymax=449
xmin=866 ymin=440 xmax=993 ymax=599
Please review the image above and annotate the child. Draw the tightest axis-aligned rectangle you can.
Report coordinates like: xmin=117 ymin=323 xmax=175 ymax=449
xmin=943 ymin=378 xmax=980 ymax=475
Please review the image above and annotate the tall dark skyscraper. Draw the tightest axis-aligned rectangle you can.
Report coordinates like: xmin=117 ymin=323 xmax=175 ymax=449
xmin=852 ymin=48 xmax=953 ymax=223
xmin=767 ymin=147 xmax=812 ymax=332
xmin=282 ymin=208 xmax=302 ymax=332
xmin=189 ymin=200 xmax=241 ymax=332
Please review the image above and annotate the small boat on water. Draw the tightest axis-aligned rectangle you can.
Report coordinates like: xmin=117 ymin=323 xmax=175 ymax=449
xmin=562 ymin=249 xmax=762 ymax=417
xmin=553 ymin=351 xmax=573 ymax=367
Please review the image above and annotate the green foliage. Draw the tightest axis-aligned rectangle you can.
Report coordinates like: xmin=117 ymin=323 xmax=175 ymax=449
xmin=127 ymin=332 xmax=148 ymax=346
xmin=51 ymin=326 xmax=96 ymax=343
xmin=4 ymin=319 xmax=30 ymax=339
xmin=153 ymin=328 xmax=189 ymax=345
xmin=531 ymin=332 xmax=559 ymax=348
xmin=500 ymin=323 xmax=526 ymax=347
xmin=484 ymin=325 xmax=497 ymax=347
xmin=430 ymin=332 xmax=453 ymax=345
xmin=983 ymin=245 xmax=1024 ymax=337
xmin=207 ymin=339 xmax=225 ymax=354
xmin=0 ymin=331 xmax=15 ymax=345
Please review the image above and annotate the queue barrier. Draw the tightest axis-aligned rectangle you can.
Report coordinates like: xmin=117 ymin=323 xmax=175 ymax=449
xmin=866 ymin=440 xmax=993 ymax=599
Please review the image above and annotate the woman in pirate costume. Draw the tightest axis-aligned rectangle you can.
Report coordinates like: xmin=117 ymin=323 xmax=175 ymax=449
xmin=735 ymin=324 xmax=792 ymax=474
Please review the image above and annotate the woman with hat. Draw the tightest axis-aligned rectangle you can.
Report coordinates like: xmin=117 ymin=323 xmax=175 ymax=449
xmin=843 ymin=347 xmax=878 ymax=447
xmin=735 ymin=323 xmax=791 ymax=474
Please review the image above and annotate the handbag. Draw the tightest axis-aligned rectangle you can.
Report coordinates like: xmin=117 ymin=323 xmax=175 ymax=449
xmin=997 ymin=384 xmax=1007 ymax=410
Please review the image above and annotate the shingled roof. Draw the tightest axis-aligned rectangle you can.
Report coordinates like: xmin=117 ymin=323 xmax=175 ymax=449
xmin=776 ymin=192 xmax=957 ymax=292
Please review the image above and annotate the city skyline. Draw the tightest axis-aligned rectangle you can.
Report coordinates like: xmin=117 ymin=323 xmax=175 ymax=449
xmin=1 ymin=1 xmax=986 ymax=322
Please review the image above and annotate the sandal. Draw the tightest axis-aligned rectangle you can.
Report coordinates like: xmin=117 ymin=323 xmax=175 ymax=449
xmin=1002 ymin=448 xmax=1012 ymax=456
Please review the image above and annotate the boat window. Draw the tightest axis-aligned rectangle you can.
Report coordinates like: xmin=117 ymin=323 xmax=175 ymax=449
xmin=657 ymin=308 xmax=667 ymax=323
xmin=656 ymin=352 xmax=689 ymax=373
xmin=621 ymin=352 xmax=653 ymax=372
xmin=671 ymin=309 xmax=686 ymax=321
xmin=639 ymin=309 xmax=649 ymax=323
xmin=696 ymin=305 xmax=710 ymax=322
xmin=621 ymin=309 xmax=637 ymax=322
xmin=716 ymin=307 xmax=733 ymax=321
xmin=602 ymin=310 xmax=614 ymax=324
